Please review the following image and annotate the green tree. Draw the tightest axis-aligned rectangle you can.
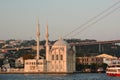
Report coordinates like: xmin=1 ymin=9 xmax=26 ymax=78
xmin=90 ymin=63 xmax=97 ymax=72
xmin=0 ymin=59 xmax=3 ymax=67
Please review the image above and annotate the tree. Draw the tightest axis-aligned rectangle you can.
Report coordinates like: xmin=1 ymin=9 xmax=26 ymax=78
xmin=0 ymin=59 xmax=3 ymax=67
xmin=90 ymin=63 xmax=97 ymax=72
xmin=100 ymin=63 xmax=108 ymax=70
xmin=22 ymin=54 xmax=35 ymax=60
xmin=76 ymin=63 xmax=85 ymax=71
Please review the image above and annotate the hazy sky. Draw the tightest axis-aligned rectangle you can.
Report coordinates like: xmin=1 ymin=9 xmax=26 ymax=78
xmin=0 ymin=0 xmax=120 ymax=41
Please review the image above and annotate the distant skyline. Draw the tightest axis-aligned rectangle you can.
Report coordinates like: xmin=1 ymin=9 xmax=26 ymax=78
xmin=0 ymin=0 xmax=120 ymax=41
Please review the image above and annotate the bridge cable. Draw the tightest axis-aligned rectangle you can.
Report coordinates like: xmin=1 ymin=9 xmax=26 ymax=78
xmin=63 ymin=0 xmax=120 ymax=38
xmin=70 ymin=6 xmax=120 ymax=38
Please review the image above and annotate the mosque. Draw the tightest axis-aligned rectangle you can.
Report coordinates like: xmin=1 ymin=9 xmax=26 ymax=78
xmin=24 ymin=20 xmax=76 ymax=73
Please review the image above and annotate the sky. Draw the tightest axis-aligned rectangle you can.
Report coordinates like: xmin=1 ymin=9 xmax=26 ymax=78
xmin=0 ymin=0 xmax=120 ymax=41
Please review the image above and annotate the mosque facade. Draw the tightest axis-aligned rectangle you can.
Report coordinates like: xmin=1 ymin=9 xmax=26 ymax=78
xmin=24 ymin=21 xmax=76 ymax=73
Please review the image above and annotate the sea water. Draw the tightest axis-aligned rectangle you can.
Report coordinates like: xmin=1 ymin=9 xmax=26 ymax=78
xmin=0 ymin=73 xmax=120 ymax=80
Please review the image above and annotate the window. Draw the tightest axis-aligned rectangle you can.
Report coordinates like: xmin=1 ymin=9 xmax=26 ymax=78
xmin=52 ymin=55 xmax=54 ymax=60
xmin=30 ymin=66 xmax=35 ymax=70
xmin=38 ymin=62 xmax=43 ymax=65
xmin=60 ymin=55 xmax=63 ymax=60
xmin=92 ymin=58 xmax=94 ymax=61
xmin=56 ymin=55 xmax=58 ymax=60
xmin=26 ymin=62 xmax=28 ymax=65
xmin=118 ymin=69 xmax=120 ymax=72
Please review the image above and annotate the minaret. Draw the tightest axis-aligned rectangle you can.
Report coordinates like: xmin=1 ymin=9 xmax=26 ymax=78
xmin=36 ymin=19 xmax=40 ymax=60
xmin=46 ymin=22 xmax=49 ymax=60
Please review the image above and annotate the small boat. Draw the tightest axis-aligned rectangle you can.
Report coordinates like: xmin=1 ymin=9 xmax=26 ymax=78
xmin=106 ymin=60 xmax=120 ymax=77
xmin=97 ymin=67 xmax=105 ymax=73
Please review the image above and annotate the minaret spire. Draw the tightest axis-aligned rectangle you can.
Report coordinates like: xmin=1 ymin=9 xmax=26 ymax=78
xmin=46 ymin=22 xmax=49 ymax=45
xmin=46 ymin=22 xmax=49 ymax=60
xmin=36 ymin=19 xmax=40 ymax=60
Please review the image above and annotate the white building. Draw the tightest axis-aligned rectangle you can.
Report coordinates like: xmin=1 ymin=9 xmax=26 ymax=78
xmin=96 ymin=54 xmax=117 ymax=65
xmin=24 ymin=20 xmax=76 ymax=73
xmin=47 ymin=38 xmax=76 ymax=72
xmin=24 ymin=59 xmax=47 ymax=72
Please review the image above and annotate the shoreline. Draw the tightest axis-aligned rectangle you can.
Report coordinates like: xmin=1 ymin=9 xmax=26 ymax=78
xmin=0 ymin=72 xmax=74 ymax=74
xmin=0 ymin=71 xmax=105 ymax=74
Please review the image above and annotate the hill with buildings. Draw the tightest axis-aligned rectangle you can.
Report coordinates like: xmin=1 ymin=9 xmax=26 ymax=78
xmin=0 ymin=38 xmax=120 ymax=72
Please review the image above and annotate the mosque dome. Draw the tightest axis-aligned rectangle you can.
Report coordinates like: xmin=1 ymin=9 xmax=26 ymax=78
xmin=53 ymin=38 xmax=70 ymax=47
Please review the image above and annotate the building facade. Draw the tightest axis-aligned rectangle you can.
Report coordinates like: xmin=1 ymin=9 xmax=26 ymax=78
xmin=76 ymin=56 xmax=103 ymax=65
xmin=76 ymin=54 xmax=117 ymax=65
xmin=46 ymin=38 xmax=76 ymax=72
xmin=96 ymin=54 xmax=117 ymax=65
xmin=24 ymin=21 xmax=76 ymax=73
xmin=24 ymin=59 xmax=47 ymax=72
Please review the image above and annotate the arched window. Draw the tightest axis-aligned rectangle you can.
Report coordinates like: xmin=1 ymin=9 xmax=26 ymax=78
xmin=60 ymin=55 xmax=63 ymax=60
xmin=56 ymin=55 xmax=58 ymax=60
